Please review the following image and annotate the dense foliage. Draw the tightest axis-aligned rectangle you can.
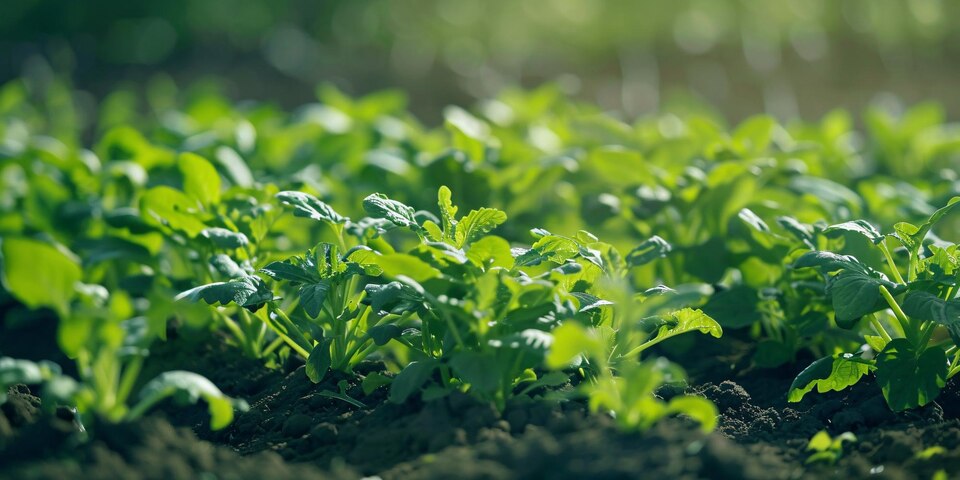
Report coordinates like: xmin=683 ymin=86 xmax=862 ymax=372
xmin=1 ymin=75 xmax=959 ymax=437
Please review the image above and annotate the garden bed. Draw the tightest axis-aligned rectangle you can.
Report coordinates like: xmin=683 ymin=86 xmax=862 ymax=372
xmin=4 ymin=331 xmax=959 ymax=480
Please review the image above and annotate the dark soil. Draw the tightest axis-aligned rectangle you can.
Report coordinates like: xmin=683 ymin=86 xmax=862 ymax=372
xmin=3 ymin=330 xmax=960 ymax=479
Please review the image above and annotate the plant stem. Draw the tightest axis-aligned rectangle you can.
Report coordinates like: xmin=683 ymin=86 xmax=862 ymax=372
xmin=878 ymin=242 xmax=906 ymax=285
xmin=917 ymin=322 xmax=937 ymax=349
xmin=261 ymin=337 xmax=286 ymax=357
xmin=868 ymin=314 xmax=893 ymax=343
xmin=879 ymin=285 xmax=915 ymax=341
xmin=269 ymin=307 xmax=312 ymax=359
xmin=948 ymin=348 xmax=960 ymax=379
xmin=115 ymin=356 xmax=144 ymax=406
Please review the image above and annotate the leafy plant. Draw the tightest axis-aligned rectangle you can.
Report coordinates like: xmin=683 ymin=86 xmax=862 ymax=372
xmin=0 ymin=356 xmax=245 ymax=431
xmin=805 ymin=430 xmax=857 ymax=465
xmin=789 ymin=197 xmax=960 ymax=411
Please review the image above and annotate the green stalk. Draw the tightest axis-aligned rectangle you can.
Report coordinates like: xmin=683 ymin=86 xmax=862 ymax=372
xmin=916 ymin=322 xmax=937 ymax=349
xmin=879 ymin=285 xmax=917 ymax=341
xmin=115 ymin=356 xmax=144 ymax=406
xmin=878 ymin=242 xmax=906 ymax=285
xmin=948 ymin=348 xmax=960 ymax=379
xmin=218 ymin=311 xmax=253 ymax=357
xmin=268 ymin=307 xmax=312 ymax=359
xmin=239 ymin=308 xmax=262 ymax=357
xmin=868 ymin=314 xmax=893 ymax=343
xmin=261 ymin=337 xmax=286 ymax=357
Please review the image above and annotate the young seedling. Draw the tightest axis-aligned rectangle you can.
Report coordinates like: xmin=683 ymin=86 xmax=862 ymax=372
xmin=805 ymin=430 xmax=857 ymax=465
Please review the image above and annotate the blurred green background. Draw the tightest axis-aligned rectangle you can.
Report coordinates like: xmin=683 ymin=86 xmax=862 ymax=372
xmin=1 ymin=0 xmax=958 ymax=121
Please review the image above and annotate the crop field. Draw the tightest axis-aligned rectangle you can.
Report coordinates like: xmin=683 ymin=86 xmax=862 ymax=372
xmin=3 ymin=2 xmax=960 ymax=479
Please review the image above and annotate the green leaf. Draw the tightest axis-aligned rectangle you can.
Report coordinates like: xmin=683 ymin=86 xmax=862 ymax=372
xmin=806 ymin=431 xmax=833 ymax=452
xmin=901 ymin=197 xmax=960 ymax=255
xmin=362 ymin=193 xmax=422 ymax=232
xmin=200 ymin=228 xmax=249 ymax=249
xmin=901 ymin=291 xmax=960 ymax=336
xmin=1 ymin=238 xmax=81 ymax=317
xmin=625 ymin=236 xmax=672 ymax=268
xmin=178 ymin=152 xmax=221 ymax=207
xmin=299 ymin=281 xmax=332 ymax=318
xmin=140 ymin=186 xmax=208 ymax=237
xmin=546 ymin=322 xmax=603 ymax=369
xmin=823 ymin=220 xmax=884 ymax=244
xmin=794 ymin=251 xmax=867 ymax=274
xmin=466 ymin=235 xmax=514 ymax=269
xmin=275 ymin=191 xmax=346 ymax=224
xmin=520 ymin=235 xmax=580 ymax=266
xmin=214 ymin=146 xmax=254 ymax=188
xmin=893 ymin=222 xmax=920 ymax=251
xmin=450 ymin=352 xmax=501 ymax=394
xmin=389 ymin=359 xmax=438 ymax=403
xmin=571 ymin=292 xmax=614 ymax=313
xmin=827 ymin=272 xmax=892 ymax=328
xmin=700 ymin=285 xmax=761 ymax=329
xmin=875 ymin=339 xmax=947 ymax=411
xmin=788 ymin=354 xmax=872 ymax=402
xmin=437 ymin=186 xmax=458 ymax=242
xmin=666 ymin=395 xmax=718 ymax=433
xmin=639 ymin=308 xmax=723 ymax=347
xmin=363 ymin=281 xmax=422 ymax=314
xmin=373 ymin=254 xmax=441 ymax=282
xmin=344 ymin=246 xmax=384 ymax=276
xmin=455 ymin=208 xmax=507 ymax=248
xmin=368 ymin=324 xmax=403 ymax=346
xmin=134 ymin=371 xmax=245 ymax=430
xmin=175 ymin=276 xmax=273 ymax=310
xmin=260 ymin=261 xmax=317 ymax=284
xmin=103 ymin=207 xmax=157 ymax=234
xmin=361 ymin=372 xmax=393 ymax=395
xmin=306 ymin=340 xmax=332 ymax=383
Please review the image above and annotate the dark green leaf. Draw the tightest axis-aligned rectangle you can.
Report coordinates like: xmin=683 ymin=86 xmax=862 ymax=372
xmin=450 ymin=352 xmax=500 ymax=394
xmin=368 ymin=324 xmax=403 ymax=346
xmin=361 ymin=372 xmax=393 ymax=395
xmin=823 ymin=220 xmax=884 ymax=244
xmin=827 ymin=272 xmax=892 ymax=328
xmin=299 ymin=281 xmax=332 ymax=318
xmin=794 ymin=251 xmax=867 ymax=274
xmin=875 ymin=339 xmax=947 ymax=411
xmin=210 ymin=254 xmax=247 ymax=278
xmin=104 ymin=207 xmax=157 ymax=234
xmin=200 ymin=228 xmax=249 ymax=249
xmin=389 ymin=359 xmax=438 ymax=403
xmin=625 ymin=236 xmax=672 ymax=268
xmin=306 ymin=340 xmax=332 ymax=383
xmin=901 ymin=291 xmax=960 ymax=341
xmin=363 ymin=281 xmax=422 ymax=314
xmin=176 ymin=276 xmax=273 ymax=310
xmin=261 ymin=261 xmax=317 ymax=284
xmin=276 ymin=191 xmax=346 ymax=224
xmin=363 ymin=193 xmax=421 ymax=232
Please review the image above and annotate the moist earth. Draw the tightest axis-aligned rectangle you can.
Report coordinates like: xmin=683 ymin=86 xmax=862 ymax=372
xmin=2 ymin=332 xmax=959 ymax=479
